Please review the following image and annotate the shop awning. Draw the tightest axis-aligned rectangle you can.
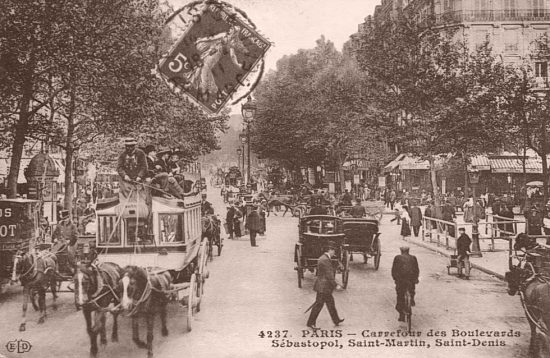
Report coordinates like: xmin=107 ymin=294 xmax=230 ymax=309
xmin=489 ymin=158 xmax=542 ymax=173
xmin=399 ymin=156 xmax=430 ymax=170
xmin=470 ymin=155 xmax=491 ymax=170
xmin=383 ymin=154 xmax=405 ymax=172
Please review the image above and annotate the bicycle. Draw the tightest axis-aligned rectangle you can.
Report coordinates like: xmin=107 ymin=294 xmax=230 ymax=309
xmin=403 ymin=287 xmax=413 ymax=333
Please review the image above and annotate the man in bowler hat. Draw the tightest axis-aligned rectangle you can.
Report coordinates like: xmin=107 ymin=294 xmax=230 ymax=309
xmin=306 ymin=242 xmax=344 ymax=330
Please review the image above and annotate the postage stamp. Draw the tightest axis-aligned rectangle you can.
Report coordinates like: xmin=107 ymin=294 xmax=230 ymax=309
xmin=157 ymin=2 xmax=271 ymax=114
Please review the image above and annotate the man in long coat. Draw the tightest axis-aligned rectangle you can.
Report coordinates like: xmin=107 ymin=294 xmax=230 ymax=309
xmin=226 ymin=205 xmax=235 ymax=239
xmin=391 ymin=246 xmax=419 ymax=322
xmin=306 ymin=242 xmax=344 ymax=330
xmin=410 ymin=202 xmax=423 ymax=237
xmin=246 ymin=206 xmax=261 ymax=247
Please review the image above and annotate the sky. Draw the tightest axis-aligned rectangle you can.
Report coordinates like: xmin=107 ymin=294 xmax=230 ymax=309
xmin=169 ymin=0 xmax=379 ymax=71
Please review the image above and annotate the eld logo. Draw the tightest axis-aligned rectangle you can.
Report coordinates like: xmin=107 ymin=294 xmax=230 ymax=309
xmin=6 ymin=339 xmax=32 ymax=353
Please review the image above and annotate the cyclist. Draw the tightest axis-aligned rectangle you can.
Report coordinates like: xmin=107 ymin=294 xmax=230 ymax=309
xmin=391 ymin=246 xmax=419 ymax=322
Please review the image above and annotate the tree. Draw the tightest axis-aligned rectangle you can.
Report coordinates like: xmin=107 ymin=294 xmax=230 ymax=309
xmin=354 ymin=13 xmax=511 ymax=204
xmin=252 ymin=37 xmax=383 ymax=190
xmin=0 ymin=0 xmax=69 ymax=198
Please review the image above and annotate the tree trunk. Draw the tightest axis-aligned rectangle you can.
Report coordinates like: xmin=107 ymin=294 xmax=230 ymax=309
xmin=429 ymin=156 xmax=440 ymax=206
xmin=63 ymin=82 xmax=77 ymax=218
xmin=7 ymin=74 xmax=34 ymax=198
xmin=463 ymin=157 xmax=469 ymax=200
xmin=336 ymin=150 xmax=346 ymax=193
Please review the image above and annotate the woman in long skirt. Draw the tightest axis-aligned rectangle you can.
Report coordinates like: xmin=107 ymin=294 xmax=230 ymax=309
xmin=400 ymin=205 xmax=411 ymax=239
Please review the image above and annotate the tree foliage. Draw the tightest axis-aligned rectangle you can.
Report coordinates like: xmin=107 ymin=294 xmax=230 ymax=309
xmin=252 ymin=36 xmax=381 ymax=189
xmin=354 ymin=13 xmax=511 ymax=200
xmin=1 ymin=0 xmax=229 ymax=203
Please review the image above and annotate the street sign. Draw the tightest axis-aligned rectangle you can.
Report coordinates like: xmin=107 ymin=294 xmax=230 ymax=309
xmin=157 ymin=3 xmax=271 ymax=114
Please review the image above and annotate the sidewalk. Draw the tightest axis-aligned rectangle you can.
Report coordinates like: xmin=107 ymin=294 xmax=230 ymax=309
xmin=371 ymin=200 xmax=513 ymax=280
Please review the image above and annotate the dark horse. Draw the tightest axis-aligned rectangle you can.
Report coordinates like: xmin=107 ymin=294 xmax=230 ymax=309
xmin=74 ymin=262 xmax=124 ymax=358
xmin=506 ymin=260 xmax=550 ymax=357
xmin=121 ymin=266 xmax=172 ymax=358
xmin=11 ymin=250 xmax=58 ymax=332
xmin=202 ymin=215 xmax=222 ymax=258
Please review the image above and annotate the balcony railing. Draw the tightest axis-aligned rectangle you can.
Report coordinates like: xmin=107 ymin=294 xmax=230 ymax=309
xmin=437 ymin=9 xmax=550 ymax=24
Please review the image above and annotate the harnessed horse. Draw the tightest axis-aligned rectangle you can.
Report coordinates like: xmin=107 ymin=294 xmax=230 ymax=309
xmin=11 ymin=250 xmax=58 ymax=332
xmin=74 ymin=262 xmax=124 ymax=357
xmin=121 ymin=266 xmax=172 ymax=358
xmin=202 ymin=215 xmax=221 ymax=258
xmin=506 ymin=258 xmax=550 ymax=357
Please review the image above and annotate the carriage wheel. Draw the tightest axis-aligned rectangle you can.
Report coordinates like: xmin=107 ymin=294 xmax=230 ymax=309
xmin=295 ymin=245 xmax=303 ymax=288
xmin=186 ymin=273 xmax=196 ymax=332
xmin=342 ymin=250 xmax=350 ymax=289
xmin=374 ymin=237 xmax=381 ymax=270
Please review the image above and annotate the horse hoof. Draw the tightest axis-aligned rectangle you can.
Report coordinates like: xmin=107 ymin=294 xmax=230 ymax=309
xmin=52 ymin=304 xmax=58 ymax=311
xmin=162 ymin=328 xmax=169 ymax=337
xmin=38 ymin=317 xmax=45 ymax=324
xmin=101 ymin=338 xmax=107 ymax=345
xmin=111 ymin=336 xmax=118 ymax=343
xmin=19 ymin=323 xmax=26 ymax=332
xmin=148 ymin=352 xmax=154 ymax=358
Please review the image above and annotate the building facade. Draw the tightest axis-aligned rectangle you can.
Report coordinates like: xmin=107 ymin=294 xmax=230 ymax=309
xmin=351 ymin=0 xmax=550 ymax=195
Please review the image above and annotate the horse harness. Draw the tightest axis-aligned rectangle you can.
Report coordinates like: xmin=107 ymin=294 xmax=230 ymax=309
xmin=126 ymin=270 xmax=171 ymax=317
xmin=83 ymin=263 xmax=121 ymax=312
xmin=18 ymin=251 xmax=57 ymax=282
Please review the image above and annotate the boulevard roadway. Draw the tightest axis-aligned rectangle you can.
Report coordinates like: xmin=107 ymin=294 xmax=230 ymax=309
xmin=0 ymin=185 xmax=531 ymax=358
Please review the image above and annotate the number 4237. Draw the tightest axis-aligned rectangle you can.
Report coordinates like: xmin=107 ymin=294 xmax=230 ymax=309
xmin=258 ymin=330 xmax=289 ymax=338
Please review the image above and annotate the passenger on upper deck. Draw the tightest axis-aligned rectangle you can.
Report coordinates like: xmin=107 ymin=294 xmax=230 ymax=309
xmin=117 ymin=137 xmax=148 ymax=198
xmin=145 ymin=146 xmax=186 ymax=199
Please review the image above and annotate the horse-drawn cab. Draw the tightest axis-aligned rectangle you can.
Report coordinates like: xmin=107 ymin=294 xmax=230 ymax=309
xmin=0 ymin=199 xmax=41 ymax=292
xmin=341 ymin=218 xmax=381 ymax=269
xmin=294 ymin=215 xmax=350 ymax=289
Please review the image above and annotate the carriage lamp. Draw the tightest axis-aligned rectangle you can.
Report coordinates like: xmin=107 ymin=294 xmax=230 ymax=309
xmin=468 ymin=168 xmax=482 ymax=258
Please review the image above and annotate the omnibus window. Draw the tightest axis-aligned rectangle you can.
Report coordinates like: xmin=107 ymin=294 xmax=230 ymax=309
xmin=126 ymin=219 xmax=152 ymax=245
xmin=98 ymin=216 xmax=121 ymax=246
xmin=159 ymin=214 xmax=184 ymax=243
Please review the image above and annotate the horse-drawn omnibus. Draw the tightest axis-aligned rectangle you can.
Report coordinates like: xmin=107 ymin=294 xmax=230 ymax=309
xmin=224 ymin=166 xmax=242 ymax=187
xmin=94 ymin=168 xmax=209 ymax=329
xmin=0 ymin=199 xmax=41 ymax=293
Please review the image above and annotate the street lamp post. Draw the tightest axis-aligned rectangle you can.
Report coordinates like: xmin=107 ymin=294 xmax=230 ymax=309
xmin=468 ymin=167 xmax=483 ymax=257
xmin=241 ymin=97 xmax=257 ymax=187
xmin=236 ymin=148 xmax=243 ymax=182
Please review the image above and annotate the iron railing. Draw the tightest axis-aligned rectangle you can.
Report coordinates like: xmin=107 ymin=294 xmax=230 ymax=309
xmin=437 ymin=9 xmax=550 ymax=24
